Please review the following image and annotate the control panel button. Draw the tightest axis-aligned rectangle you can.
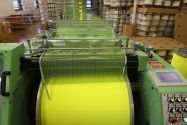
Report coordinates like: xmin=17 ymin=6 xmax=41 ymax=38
xmin=168 ymin=98 xmax=175 ymax=103
xmin=169 ymin=108 xmax=176 ymax=113
xmin=149 ymin=62 xmax=164 ymax=68
xmin=183 ymin=117 xmax=187 ymax=123
xmin=175 ymin=98 xmax=182 ymax=103
xmin=170 ymin=117 xmax=177 ymax=124
xmin=176 ymin=108 xmax=182 ymax=113
xmin=183 ymin=97 xmax=187 ymax=103
xmin=177 ymin=118 xmax=183 ymax=123
xmin=183 ymin=107 xmax=187 ymax=112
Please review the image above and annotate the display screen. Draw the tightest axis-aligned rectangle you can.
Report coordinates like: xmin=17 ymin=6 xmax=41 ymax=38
xmin=156 ymin=72 xmax=183 ymax=83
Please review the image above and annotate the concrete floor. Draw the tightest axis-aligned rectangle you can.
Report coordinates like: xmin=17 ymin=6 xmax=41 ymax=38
xmin=0 ymin=23 xmax=41 ymax=43
xmin=0 ymin=9 xmax=99 ymax=43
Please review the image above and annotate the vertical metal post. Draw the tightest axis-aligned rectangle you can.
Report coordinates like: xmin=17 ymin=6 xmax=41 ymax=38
xmin=27 ymin=40 xmax=33 ymax=54
xmin=132 ymin=0 xmax=138 ymax=24
xmin=73 ymin=0 xmax=75 ymax=20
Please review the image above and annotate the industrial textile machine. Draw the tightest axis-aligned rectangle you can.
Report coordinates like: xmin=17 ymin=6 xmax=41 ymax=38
xmin=0 ymin=38 xmax=187 ymax=125
xmin=1 ymin=15 xmax=187 ymax=125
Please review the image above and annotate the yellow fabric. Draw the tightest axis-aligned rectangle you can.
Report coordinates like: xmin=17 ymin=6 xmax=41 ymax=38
xmin=172 ymin=53 xmax=187 ymax=79
xmin=40 ymin=75 xmax=131 ymax=125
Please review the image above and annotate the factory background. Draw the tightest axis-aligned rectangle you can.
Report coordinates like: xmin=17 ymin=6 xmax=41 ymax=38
xmin=0 ymin=0 xmax=187 ymax=125
xmin=0 ymin=0 xmax=187 ymax=62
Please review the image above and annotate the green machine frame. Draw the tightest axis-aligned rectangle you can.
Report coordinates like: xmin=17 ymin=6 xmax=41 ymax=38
xmin=0 ymin=43 xmax=24 ymax=125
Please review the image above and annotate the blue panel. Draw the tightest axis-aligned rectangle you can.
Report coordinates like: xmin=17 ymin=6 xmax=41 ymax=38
xmin=156 ymin=72 xmax=183 ymax=83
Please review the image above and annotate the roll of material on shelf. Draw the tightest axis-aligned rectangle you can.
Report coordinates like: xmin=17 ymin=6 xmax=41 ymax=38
xmin=36 ymin=48 xmax=133 ymax=125
xmin=171 ymin=48 xmax=187 ymax=79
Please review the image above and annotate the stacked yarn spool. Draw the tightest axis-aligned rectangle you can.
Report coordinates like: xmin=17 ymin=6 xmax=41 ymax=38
xmin=138 ymin=0 xmax=181 ymax=7
xmin=102 ymin=0 xmax=133 ymax=33
xmin=133 ymin=13 xmax=175 ymax=37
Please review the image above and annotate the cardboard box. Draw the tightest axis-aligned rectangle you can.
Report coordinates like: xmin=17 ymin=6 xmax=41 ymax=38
xmin=3 ymin=22 xmax=11 ymax=35
xmin=181 ymin=7 xmax=187 ymax=12
xmin=0 ymin=22 xmax=11 ymax=40
xmin=130 ymin=7 xmax=179 ymax=14
xmin=122 ymin=24 xmax=137 ymax=37
xmin=174 ymin=11 xmax=187 ymax=46
xmin=132 ymin=37 xmax=187 ymax=50
xmin=0 ymin=23 xmax=4 ymax=40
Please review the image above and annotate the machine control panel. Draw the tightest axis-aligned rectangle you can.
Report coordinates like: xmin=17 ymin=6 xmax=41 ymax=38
xmin=150 ymin=69 xmax=187 ymax=87
xmin=162 ymin=93 xmax=187 ymax=125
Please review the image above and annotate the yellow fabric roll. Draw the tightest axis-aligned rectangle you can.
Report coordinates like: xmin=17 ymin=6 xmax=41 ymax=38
xmin=39 ymin=75 xmax=131 ymax=125
xmin=172 ymin=53 xmax=187 ymax=79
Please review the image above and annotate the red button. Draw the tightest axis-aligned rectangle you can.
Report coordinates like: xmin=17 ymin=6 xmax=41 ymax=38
xmin=149 ymin=62 xmax=165 ymax=68
xmin=170 ymin=117 xmax=177 ymax=124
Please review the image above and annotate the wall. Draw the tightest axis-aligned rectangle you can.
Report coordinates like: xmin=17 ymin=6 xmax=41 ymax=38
xmin=0 ymin=0 xmax=36 ymax=18
xmin=0 ymin=0 xmax=15 ymax=18
xmin=92 ymin=0 xmax=99 ymax=9
xmin=90 ymin=0 xmax=102 ymax=15
xmin=174 ymin=11 xmax=187 ymax=46
xmin=22 ymin=0 xmax=35 ymax=13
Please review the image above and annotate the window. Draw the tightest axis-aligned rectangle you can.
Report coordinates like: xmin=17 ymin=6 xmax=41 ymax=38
xmin=86 ymin=0 xmax=92 ymax=8
xmin=13 ymin=0 xmax=23 ymax=10
xmin=33 ymin=0 xmax=39 ymax=9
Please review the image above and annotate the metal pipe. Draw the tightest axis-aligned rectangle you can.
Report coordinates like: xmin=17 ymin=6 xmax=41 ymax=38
xmin=25 ymin=47 xmax=134 ymax=51
xmin=132 ymin=0 xmax=138 ymax=24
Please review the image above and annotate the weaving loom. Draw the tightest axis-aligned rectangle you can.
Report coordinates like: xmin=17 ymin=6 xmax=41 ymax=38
xmin=1 ymin=40 xmax=187 ymax=125
xmin=37 ymin=47 xmax=132 ymax=125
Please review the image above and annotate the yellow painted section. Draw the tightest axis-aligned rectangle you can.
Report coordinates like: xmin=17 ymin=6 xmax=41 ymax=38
xmin=79 ymin=0 xmax=83 ymax=20
xmin=172 ymin=53 xmax=187 ymax=79
xmin=40 ymin=75 xmax=131 ymax=125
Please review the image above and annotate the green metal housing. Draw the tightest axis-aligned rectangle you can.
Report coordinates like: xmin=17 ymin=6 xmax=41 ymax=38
xmin=0 ymin=43 xmax=24 ymax=125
